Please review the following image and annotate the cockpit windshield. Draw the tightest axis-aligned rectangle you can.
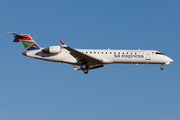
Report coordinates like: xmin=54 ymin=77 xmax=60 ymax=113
xmin=155 ymin=52 xmax=164 ymax=55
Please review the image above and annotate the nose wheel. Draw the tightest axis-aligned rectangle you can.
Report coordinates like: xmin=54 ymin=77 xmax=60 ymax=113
xmin=160 ymin=64 xmax=164 ymax=70
xmin=160 ymin=67 xmax=164 ymax=70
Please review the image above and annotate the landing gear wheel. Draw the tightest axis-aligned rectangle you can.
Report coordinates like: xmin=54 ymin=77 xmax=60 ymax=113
xmin=81 ymin=63 xmax=89 ymax=74
xmin=83 ymin=69 xmax=88 ymax=74
xmin=160 ymin=67 xmax=164 ymax=70
xmin=81 ymin=63 xmax=89 ymax=70
xmin=81 ymin=64 xmax=87 ymax=69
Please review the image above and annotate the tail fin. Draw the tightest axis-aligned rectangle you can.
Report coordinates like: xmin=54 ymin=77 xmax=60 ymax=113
xmin=8 ymin=32 xmax=40 ymax=51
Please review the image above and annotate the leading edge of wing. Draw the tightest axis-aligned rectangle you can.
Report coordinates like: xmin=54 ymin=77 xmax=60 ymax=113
xmin=7 ymin=32 xmax=28 ymax=38
xmin=60 ymin=40 xmax=103 ymax=64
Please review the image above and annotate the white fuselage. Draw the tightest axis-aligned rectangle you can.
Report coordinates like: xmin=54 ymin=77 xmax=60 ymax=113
xmin=9 ymin=32 xmax=173 ymax=74
xmin=24 ymin=48 xmax=173 ymax=66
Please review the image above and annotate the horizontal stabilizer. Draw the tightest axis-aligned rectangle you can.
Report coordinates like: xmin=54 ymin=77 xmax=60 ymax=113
xmin=8 ymin=32 xmax=28 ymax=42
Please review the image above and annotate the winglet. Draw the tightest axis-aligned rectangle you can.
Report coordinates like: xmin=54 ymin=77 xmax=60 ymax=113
xmin=73 ymin=65 xmax=81 ymax=70
xmin=73 ymin=65 xmax=76 ymax=68
xmin=60 ymin=40 xmax=65 ymax=45
xmin=59 ymin=40 xmax=67 ymax=47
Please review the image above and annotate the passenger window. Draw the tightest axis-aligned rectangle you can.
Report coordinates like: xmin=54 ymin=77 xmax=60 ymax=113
xmin=114 ymin=52 xmax=116 ymax=54
xmin=118 ymin=52 xmax=120 ymax=54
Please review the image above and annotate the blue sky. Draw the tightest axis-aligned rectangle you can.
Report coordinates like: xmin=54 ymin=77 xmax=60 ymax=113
xmin=1 ymin=0 xmax=180 ymax=120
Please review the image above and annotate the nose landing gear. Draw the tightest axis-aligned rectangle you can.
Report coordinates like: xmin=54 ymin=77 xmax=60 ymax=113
xmin=160 ymin=64 xmax=164 ymax=70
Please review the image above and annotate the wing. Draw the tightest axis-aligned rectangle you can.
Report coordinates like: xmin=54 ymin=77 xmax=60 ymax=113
xmin=60 ymin=40 xmax=103 ymax=64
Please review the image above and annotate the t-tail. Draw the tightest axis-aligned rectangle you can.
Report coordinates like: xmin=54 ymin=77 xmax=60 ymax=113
xmin=8 ymin=32 xmax=40 ymax=51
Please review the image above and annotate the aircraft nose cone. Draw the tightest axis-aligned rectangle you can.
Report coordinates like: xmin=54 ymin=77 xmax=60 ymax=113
xmin=165 ymin=57 xmax=173 ymax=65
xmin=170 ymin=58 xmax=173 ymax=63
xmin=167 ymin=57 xmax=173 ymax=63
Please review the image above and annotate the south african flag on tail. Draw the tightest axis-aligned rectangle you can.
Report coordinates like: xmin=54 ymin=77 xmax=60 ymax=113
xmin=8 ymin=32 xmax=40 ymax=51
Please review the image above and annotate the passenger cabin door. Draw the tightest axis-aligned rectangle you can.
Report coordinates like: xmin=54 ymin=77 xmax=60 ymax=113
xmin=145 ymin=52 xmax=151 ymax=60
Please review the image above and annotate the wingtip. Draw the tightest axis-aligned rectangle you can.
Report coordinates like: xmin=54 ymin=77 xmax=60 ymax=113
xmin=59 ymin=40 xmax=64 ymax=45
xmin=73 ymin=65 xmax=81 ymax=70
xmin=7 ymin=32 xmax=13 ymax=34
xmin=73 ymin=65 xmax=77 ymax=70
xmin=59 ymin=40 xmax=67 ymax=47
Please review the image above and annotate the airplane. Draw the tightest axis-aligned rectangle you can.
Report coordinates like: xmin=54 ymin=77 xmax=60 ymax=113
xmin=8 ymin=32 xmax=173 ymax=74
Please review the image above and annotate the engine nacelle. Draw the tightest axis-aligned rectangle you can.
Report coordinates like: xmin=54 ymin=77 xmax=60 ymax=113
xmin=43 ymin=46 xmax=61 ymax=54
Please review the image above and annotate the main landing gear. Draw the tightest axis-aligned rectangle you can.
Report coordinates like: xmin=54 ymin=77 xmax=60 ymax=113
xmin=81 ymin=63 xmax=89 ymax=74
xmin=160 ymin=64 xmax=164 ymax=70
